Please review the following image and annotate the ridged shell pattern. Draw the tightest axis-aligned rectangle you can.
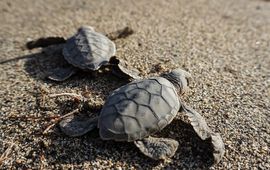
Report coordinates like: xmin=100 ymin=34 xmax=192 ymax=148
xmin=62 ymin=27 xmax=116 ymax=70
xmin=98 ymin=77 xmax=180 ymax=142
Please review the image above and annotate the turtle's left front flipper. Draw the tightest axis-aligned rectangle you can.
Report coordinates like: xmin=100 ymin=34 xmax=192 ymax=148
xmin=26 ymin=37 xmax=66 ymax=49
xmin=180 ymin=104 xmax=225 ymax=164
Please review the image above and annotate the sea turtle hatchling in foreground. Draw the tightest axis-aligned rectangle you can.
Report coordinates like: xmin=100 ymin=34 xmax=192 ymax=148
xmin=58 ymin=68 xmax=225 ymax=163
xmin=27 ymin=26 xmax=138 ymax=81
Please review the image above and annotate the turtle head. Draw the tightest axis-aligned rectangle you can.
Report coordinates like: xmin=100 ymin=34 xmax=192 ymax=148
xmin=161 ymin=68 xmax=191 ymax=95
xmin=78 ymin=26 xmax=95 ymax=32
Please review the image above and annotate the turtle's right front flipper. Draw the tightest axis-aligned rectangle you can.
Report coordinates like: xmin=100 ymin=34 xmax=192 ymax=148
xmin=26 ymin=37 xmax=66 ymax=49
xmin=180 ymin=104 xmax=225 ymax=164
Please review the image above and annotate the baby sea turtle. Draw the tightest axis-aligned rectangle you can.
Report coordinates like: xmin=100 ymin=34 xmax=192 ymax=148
xmin=26 ymin=26 xmax=138 ymax=81
xmin=58 ymin=68 xmax=225 ymax=163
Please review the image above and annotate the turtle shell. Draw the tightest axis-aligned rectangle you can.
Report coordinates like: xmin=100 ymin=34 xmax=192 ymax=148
xmin=62 ymin=26 xmax=116 ymax=71
xmin=98 ymin=77 xmax=180 ymax=142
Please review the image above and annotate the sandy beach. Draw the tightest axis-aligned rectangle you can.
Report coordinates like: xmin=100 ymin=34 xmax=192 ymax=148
xmin=0 ymin=0 xmax=269 ymax=169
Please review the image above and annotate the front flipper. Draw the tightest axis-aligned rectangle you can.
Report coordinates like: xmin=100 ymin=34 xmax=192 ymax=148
xmin=180 ymin=104 xmax=225 ymax=164
xmin=59 ymin=114 xmax=98 ymax=137
xmin=26 ymin=37 xmax=66 ymax=49
xmin=106 ymin=27 xmax=134 ymax=40
xmin=134 ymin=136 xmax=179 ymax=160
xmin=47 ymin=66 xmax=78 ymax=81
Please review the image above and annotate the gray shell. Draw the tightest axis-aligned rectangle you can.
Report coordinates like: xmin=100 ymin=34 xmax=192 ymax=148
xmin=62 ymin=26 xmax=116 ymax=70
xmin=98 ymin=77 xmax=180 ymax=142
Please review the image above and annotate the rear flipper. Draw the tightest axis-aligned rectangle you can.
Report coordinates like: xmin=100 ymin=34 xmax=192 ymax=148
xmin=180 ymin=104 xmax=225 ymax=164
xmin=134 ymin=136 xmax=179 ymax=160
xmin=47 ymin=66 xmax=78 ymax=82
xmin=59 ymin=114 xmax=98 ymax=137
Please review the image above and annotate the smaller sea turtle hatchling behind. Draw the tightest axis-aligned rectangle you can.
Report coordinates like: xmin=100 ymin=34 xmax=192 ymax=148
xmin=62 ymin=26 xmax=115 ymax=72
xmin=25 ymin=26 xmax=139 ymax=81
xmin=54 ymin=68 xmax=225 ymax=163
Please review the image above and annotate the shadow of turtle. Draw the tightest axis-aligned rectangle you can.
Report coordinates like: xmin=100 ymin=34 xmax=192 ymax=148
xmin=41 ymin=114 xmax=215 ymax=169
xmin=22 ymin=44 xmax=128 ymax=95
xmin=23 ymin=44 xmax=72 ymax=81
xmin=44 ymin=132 xmax=161 ymax=169
xmin=24 ymin=45 xmax=117 ymax=82
xmin=159 ymin=118 xmax=216 ymax=169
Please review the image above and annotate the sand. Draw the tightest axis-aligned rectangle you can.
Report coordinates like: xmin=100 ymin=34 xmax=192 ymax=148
xmin=0 ymin=0 xmax=269 ymax=169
